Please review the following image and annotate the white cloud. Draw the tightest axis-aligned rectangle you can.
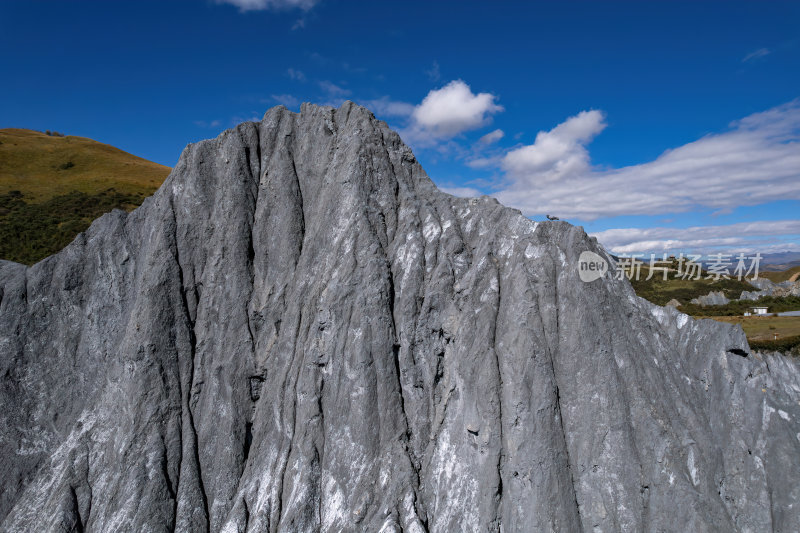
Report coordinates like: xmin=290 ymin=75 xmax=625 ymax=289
xmin=233 ymin=116 xmax=261 ymax=124
xmin=465 ymin=156 xmax=501 ymax=169
xmin=592 ymin=220 xmax=800 ymax=255
xmin=409 ymin=80 xmax=503 ymax=140
xmin=287 ymin=68 xmax=306 ymax=81
xmin=501 ymin=110 xmax=605 ymax=182
xmin=360 ymin=97 xmax=415 ymax=118
xmin=318 ymin=80 xmax=351 ymax=97
xmin=742 ymin=47 xmax=770 ymax=63
xmin=490 ymin=101 xmax=800 ymax=220
xmin=231 ymin=111 xmax=262 ymax=124
xmin=478 ymin=129 xmax=504 ymax=145
xmin=217 ymin=0 xmax=319 ymax=11
xmin=341 ymin=62 xmax=367 ymax=74
xmin=193 ymin=119 xmax=222 ymax=128
xmin=426 ymin=60 xmax=441 ymax=82
xmin=440 ymin=186 xmax=482 ymax=198
xmin=272 ymin=94 xmax=300 ymax=108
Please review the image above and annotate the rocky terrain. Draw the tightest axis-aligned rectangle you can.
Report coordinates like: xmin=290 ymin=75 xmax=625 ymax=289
xmin=1 ymin=102 xmax=799 ymax=532
xmin=690 ymin=290 xmax=731 ymax=306
xmin=740 ymin=278 xmax=800 ymax=301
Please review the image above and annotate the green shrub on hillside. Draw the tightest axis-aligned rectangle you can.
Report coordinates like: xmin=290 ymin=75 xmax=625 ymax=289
xmin=680 ymin=295 xmax=800 ymax=317
xmin=0 ymin=189 xmax=146 ymax=265
xmin=628 ymin=263 xmax=754 ymax=306
xmin=749 ymin=335 xmax=800 ymax=356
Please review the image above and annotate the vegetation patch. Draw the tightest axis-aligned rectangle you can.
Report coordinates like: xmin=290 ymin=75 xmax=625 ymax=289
xmin=748 ymin=335 xmax=800 ymax=356
xmin=761 ymin=265 xmax=800 ymax=283
xmin=629 ymin=263 xmax=754 ymax=306
xmin=680 ymin=295 xmax=800 ymax=317
xmin=0 ymin=128 xmax=169 ymax=202
xmin=0 ymin=189 xmax=147 ymax=265
xmin=712 ymin=315 xmax=800 ymax=340
xmin=0 ymin=128 xmax=168 ymax=264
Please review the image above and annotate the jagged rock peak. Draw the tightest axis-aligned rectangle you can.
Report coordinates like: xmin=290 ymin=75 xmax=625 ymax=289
xmin=1 ymin=102 xmax=799 ymax=532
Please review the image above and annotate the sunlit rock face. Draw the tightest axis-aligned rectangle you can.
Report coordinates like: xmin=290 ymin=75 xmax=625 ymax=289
xmin=1 ymin=102 xmax=799 ymax=532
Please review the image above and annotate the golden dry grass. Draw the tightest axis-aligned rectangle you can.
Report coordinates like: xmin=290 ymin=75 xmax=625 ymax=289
xmin=761 ymin=266 xmax=800 ymax=283
xmin=0 ymin=128 xmax=170 ymax=202
xmin=712 ymin=315 xmax=800 ymax=341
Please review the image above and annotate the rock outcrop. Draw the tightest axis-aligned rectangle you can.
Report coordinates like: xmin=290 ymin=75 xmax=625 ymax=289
xmin=740 ymin=290 xmax=763 ymax=301
xmin=741 ymin=278 xmax=800 ymax=301
xmin=689 ymin=290 xmax=730 ymax=306
xmin=2 ymin=103 xmax=800 ymax=532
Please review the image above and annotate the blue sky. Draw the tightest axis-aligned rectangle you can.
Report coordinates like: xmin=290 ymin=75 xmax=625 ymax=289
xmin=2 ymin=1 xmax=799 ymax=257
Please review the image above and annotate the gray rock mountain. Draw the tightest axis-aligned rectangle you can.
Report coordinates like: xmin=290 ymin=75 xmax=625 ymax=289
xmin=2 ymin=102 xmax=800 ymax=532
xmin=741 ymin=278 xmax=800 ymax=301
xmin=689 ymin=291 xmax=731 ymax=307
xmin=740 ymin=291 xmax=765 ymax=301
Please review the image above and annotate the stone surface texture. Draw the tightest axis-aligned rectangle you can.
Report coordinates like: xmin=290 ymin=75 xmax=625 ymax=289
xmin=2 ymin=103 xmax=800 ymax=532
xmin=689 ymin=291 xmax=730 ymax=307
xmin=741 ymin=278 xmax=800 ymax=301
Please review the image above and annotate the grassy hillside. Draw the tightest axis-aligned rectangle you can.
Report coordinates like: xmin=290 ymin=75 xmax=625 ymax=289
xmin=0 ymin=128 xmax=169 ymax=201
xmin=713 ymin=315 xmax=800 ymax=355
xmin=628 ymin=262 xmax=753 ymax=306
xmin=0 ymin=128 xmax=170 ymax=264
xmin=761 ymin=265 xmax=800 ymax=283
xmin=713 ymin=315 xmax=800 ymax=341
xmin=628 ymin=261 xmax=800 ymax=354
xmin=679 ymin=295 xmax=800 ymax=317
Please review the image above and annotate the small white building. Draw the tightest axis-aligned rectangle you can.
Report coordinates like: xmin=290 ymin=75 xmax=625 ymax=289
xmin=744 ymin=306 xmax=769 ymax=316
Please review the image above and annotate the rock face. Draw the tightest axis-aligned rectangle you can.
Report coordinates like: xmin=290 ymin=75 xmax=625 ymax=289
xmin=2 ymin=102 xmax=800 ymax=532
xmin=741 ymin=278 xmax=800 ymax=301
xmin=740 ymin=290 xmax=764 ymax=301
xmin=689 ymin=290 xmax=730 ymax=306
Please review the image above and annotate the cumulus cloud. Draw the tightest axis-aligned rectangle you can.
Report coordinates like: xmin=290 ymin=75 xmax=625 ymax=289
xmin=742 ymin=47 xmax=770 ymax=63
xmin=478 ymin=129 xmax=504 ymax=145
xmin=491 ymin=100 xmax=800 ymax=220
xmin=408 ymin=80 xmax=503 ymax=140
xmin=502 ymin=110 xmax=605 ymax=182
xmin=592 ymin=220 xmax=800 ymax=255
xmin=217 ymin=0 xmax=319 ymax=11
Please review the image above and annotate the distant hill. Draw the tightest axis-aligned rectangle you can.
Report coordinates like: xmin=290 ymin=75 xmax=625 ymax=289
xmin=620 ymin=257 xmax=753 ymax=307
xmin=625 ymin=259 xmax=800 ymax=306
xmin=761 ymin=265 xmax=800 ymax=283
xmin=0 ymin=128 xmax=171 ymax=264
xmin=759 ymin=251 xmax=800 ymax=272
